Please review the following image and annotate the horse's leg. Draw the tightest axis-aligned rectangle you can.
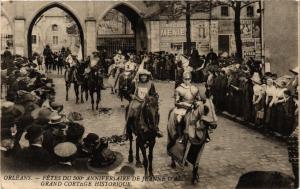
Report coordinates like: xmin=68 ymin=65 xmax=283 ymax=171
xmin=139 ymin=137 xmax=149 ymax=177
xmin=96 ymin=88 xmax=101 ymax=110
xmin=192 ymin=165 xmax=199 ymax=184
xmin=74 ymin=83 xmax=79 ymax=104
xmin=148 ymin=142 xmax=155 ymax=177
xmin=128 ymin=133 xmax=134 ymax=163
xmin=85 ymin=84 xmax=89 ymax=101
xmin=135 ymin=139 xmax=142 ymax=167
xmin=80 ymin=85 xmax=84 ymax=103
xmin=66 ymin=82 xmax=69 ymax=101
xmin=170 ymin=157 xmax=176 ymax=169
xmin=90 ymin=90 xmax=94 ymax=110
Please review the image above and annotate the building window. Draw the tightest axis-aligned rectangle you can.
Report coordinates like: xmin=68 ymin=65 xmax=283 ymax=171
xmin=53 ymin=36 xmax=58 ymax=45
xmin=52 ymin=24 xmax=58 ymax=31
xmin=32 ymin=35 xmax=37 ymax=44
xmin=247 ymin=6 xmax=254 ymax=17
xmin=221 ymin=6 xmax=229 ymax=17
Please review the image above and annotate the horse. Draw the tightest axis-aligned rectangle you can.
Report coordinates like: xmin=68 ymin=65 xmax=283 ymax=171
xmin=125 ymin=95 xmax=160 ymax=177
xmin=86 ymin=66 xmax=104 ymax=110
xmin=64 ymin=59 xmax=88 ymax=104
xmin=167 ymin=98 xmax=217 ymax=184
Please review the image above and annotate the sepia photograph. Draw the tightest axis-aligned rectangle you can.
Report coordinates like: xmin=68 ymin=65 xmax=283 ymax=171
xmin=0 ymin=0 xmax=298 ymax=188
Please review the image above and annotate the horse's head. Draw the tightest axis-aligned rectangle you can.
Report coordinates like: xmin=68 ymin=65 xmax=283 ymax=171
xmin=191 ymin=99 xmax=218 ymax=130
xmin=142 ymin=95 xmax=159 ymax=132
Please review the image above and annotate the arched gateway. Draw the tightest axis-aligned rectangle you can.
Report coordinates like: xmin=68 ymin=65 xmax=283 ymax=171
xmin=97 ymin=3 xmax=148 ymax=56
xmin=27 ymin=3 xmax=84 ymax=58
xmin=1 ymin=1 xmax=153 ymax=58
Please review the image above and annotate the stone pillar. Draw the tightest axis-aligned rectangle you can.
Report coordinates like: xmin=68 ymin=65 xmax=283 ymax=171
xmin=149 ymin=21 xmax=160 ymax=52
xmin=85 ymin=18 xmax=97 ymax=57
xmin=14 ymin=18 xmax=26 ymax=56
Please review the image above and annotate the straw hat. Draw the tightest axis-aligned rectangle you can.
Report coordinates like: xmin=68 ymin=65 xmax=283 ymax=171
xmin=138 ymin=69 xmax=151 ymax=76
xmin=274 ymin=79 xmax=288 ymax=88
xmin=31 ymin=108 xmax=52 ymax=120
xmin=54 ymin=142 xmax=77 ymax=158
xmin=289 ymin=66 xmax=298 ymax=75
xmin=48 ymin=113 xmax=65 ymax=125
xmin=251 ymin=72 xmax=262 ymax=84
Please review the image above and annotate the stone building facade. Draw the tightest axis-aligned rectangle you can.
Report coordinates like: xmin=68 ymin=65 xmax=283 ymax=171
xmin=1 ymin=1 xmax=298 ymax=74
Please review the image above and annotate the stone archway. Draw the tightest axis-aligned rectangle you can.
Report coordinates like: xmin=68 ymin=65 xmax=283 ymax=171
xmin=27 ymin=3 xmax=84 ymax=57
xmin=98 ymin=3 xmax=147 ymax=55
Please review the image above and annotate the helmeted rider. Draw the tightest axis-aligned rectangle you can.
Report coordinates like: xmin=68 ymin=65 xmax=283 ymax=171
xmin=174 ymin=71 xmax=201 ymax=143
xmin=124 ymin=54 xmax=137 ymax=77
xmin=66 ymin=54 xmax=79 ymax=82
xmin=125 ymin=69 xmax=163 ymax=138
xmin=113 ymin=50 xmax=125 ymax=91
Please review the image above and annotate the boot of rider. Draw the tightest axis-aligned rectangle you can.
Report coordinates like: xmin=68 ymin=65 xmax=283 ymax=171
xmin=154 ymin=126 xmax=163 ymax=138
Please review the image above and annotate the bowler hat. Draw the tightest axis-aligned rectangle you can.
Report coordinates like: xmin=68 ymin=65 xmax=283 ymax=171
xmin=25 ymin=125 xmax=43 ymax=141
xmin=66 ymin=122 xmax=85 ymax=142
xmin=116 ymin=165 xmax=135 ymax=176
xmin=83 ymin=133 xmax=99 ymax=146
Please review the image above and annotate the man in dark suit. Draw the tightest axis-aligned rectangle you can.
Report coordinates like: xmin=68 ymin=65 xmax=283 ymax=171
xmin=20 ymin=125 xmax=54 ymax=172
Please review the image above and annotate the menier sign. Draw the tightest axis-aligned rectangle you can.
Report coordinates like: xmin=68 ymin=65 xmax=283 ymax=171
xmin=160 ymin=21 xmax=186 ymax=42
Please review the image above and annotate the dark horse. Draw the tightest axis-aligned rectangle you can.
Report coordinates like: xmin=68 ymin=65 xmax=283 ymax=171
xmin=118 ymin=72 xmax=135 ymax=102
xmin=86 ymin=67 xmax=104 ymax=110
xmin=126 ymin=95 xmax=159 ymax=177
xmin=64 ymin=60 xmax=89 ymax=103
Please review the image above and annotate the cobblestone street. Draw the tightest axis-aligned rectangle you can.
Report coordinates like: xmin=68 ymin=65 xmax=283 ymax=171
xmin=52 ymin=74 xmax=293 ymax=189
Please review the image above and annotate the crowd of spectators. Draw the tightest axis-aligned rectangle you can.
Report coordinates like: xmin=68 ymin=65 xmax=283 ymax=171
xmin=1 ymin=49 xmax=117 ymax=173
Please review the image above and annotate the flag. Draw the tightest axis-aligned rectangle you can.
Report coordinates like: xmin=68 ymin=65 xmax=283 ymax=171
xmin=77 ymin=44 xmax=83 ymax=61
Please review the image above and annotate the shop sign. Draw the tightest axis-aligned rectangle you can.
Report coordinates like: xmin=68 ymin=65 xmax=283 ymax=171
xmin=240 ymin=20 xmax=252 ymax=38
xmin=160 ymin=21 xmax=186 ymax=42
xmin=242 ymin=38 xmax=255 ymax=57
xmin=191 ymin=21 xmax=209 ymax=41
xmin=218 ymin=20 xmax=233 ymax=34
xmin=97 ymin=20 xmax=123 ymax=35
xmin=252 ymin=20 xmax=261 ymax=38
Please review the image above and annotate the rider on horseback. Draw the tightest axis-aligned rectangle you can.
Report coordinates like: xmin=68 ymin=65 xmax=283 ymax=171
xmin=66 ymin=54 xmax=78 ymax=82
xmin=125 ymin=69 xmax=163 ymax=138
xmin=124 ymin=54 xmax=137 ymax=78
xmin=174 ymin=71 xmax=201 ymax=143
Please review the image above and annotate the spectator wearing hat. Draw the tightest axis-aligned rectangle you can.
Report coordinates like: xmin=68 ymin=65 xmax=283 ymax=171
xmin=48 ymin=142 xmax=77 ymax=173
xmin=1 ymin=128 xmax=22 ymax=172
xmin=264 ymin=78 xmax=277 ymax=129
xmin=21 ymin=125 xmax=54 ymax=171
xmin=282 ymin=90 xmax=296 ymax=136
xmin=32 ymin=107 xmax=52 ymax=127
xmin=251 ymin=72 xmax=265 ymax=126
xmin=78 ymin=133 xmax=100 ymax=158
xmin=65 ymin=122 xmax=85 ymax=149
xmin=42 ymin=113 xmax=67 ymax=154
xmin=271 ymin=80 xmax=288 ymax=134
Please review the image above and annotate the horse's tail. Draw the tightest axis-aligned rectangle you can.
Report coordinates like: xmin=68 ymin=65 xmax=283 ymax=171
xmin=166 ymin=108 xmax=176 ymax=151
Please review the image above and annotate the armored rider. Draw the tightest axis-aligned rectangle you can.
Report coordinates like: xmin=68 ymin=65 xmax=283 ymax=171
xmin=113 ymin=50 xmax=125 ymax=91
xmin=125 ymin=69 xmax=163 ymax=138
xmin=124 ymin=54 xmax=137 ymax=79
xmin=174 ymin=71 xmax=201 ymax=143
